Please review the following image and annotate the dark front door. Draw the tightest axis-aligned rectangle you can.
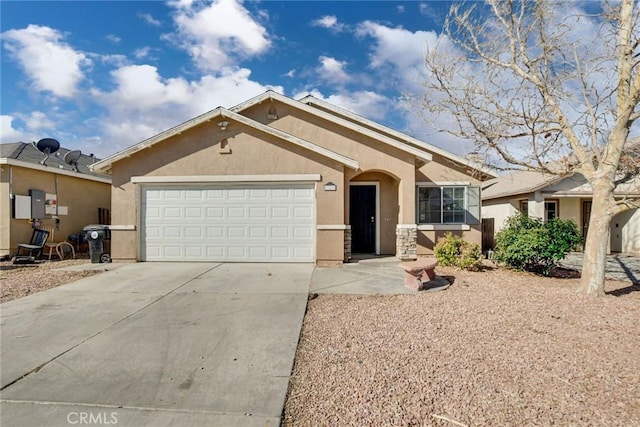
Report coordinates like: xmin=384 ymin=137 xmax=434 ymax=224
xmin=350 ymin=185 xmax=376 ymax=253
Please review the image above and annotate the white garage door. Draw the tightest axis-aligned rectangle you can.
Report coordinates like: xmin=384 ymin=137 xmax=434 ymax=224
xmin=142 ymin=184 xmax=315 ymax=262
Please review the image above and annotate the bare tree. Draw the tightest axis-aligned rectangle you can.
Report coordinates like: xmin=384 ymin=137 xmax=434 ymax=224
xmin=422 ymin=0 xmax=639 ymax=295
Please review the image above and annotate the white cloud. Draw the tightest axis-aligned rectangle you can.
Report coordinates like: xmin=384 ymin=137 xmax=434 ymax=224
xmin=317 ymin=56 xmax=351 ymax=84
xmin=138 ymin=12 xmax=162 ymax=27
xmin=168 ymin=0 xmax=271 ymax=71
xmin=91 ymin=64 xmax=283 ymax=153
xmin=106 ymin=34 xmax=121 ymax=43
xmin=23 ymin=111 xmax=55 ymax=131
xmin=134 ymin=46 xmax=153 ymax=60
xmin=0 ymin=115 xmax=27 ymax=142
xmin=357 ymin=21 xmax=436 ymax=73
xmin=1 ymin=25 xmax=90 ymax=97
xmin=311 ymin=15 xmax=345 ymax=32
xmin=284 ymin=69 xmax=296 ymax=78
xmin=294 ymin=89 xmax=390 ymax=121
xmin=396 ymin=5 xmax=405 ymax=14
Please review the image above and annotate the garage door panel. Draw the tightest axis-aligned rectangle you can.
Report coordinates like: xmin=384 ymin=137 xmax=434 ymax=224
xmin=142 ymin=184 xmax=315 ymax=262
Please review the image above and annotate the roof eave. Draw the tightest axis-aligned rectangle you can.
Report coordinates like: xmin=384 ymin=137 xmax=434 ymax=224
xmin=91 ymin=108 xmax=226 ymax=174
xmin=232 ymin=91 xmax=433 ymax=164
xmin=0 ymin=158 xmax=112 ymax=184
xmin=91 ymin=105 xmax=359 ymax=174
xmin=299 ymin=95 xmax=498 ymax=178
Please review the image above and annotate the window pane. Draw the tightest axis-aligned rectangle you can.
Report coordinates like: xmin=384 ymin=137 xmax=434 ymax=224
xmin=545 ymin=201 xmax=557 ymax=221
xmin=442 ymin=187 xmax=466 ymax=223
xmin=418 ymin=187 xmax=441 ymax=223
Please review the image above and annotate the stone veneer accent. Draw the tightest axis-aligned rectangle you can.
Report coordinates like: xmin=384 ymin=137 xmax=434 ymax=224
xmin=396 ymin=225 xmax=418 ymax=260
xmin=344 ymin=227 xmax=352 ymax=262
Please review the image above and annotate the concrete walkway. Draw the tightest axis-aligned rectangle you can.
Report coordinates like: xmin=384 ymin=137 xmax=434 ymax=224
xmin=310 ymin=252 xmax=640 ymax=296
xmin=560 ymin=253 xmax=640 ymax=284
xmin=1 ymin=262 xmax=312 ymax=427
xmin=311 ymin=256 xmax=412 ymax=295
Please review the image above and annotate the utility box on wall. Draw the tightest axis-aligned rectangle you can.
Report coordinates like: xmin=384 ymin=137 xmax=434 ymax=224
xmin=29 ymin=189 xmax=46 ymax=219
xmin=13 ymin=195 xmax=31 ymax=219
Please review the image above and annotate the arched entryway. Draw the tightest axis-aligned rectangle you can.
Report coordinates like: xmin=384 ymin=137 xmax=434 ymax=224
xmin=347 ymin=170 xmax=400 ymax=257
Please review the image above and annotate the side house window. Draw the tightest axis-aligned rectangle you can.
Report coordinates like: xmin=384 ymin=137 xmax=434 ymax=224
xmin=520 ymin=199 xmax=557 ymax=222
xmin=417 ymin=186 xmax=480 ymax=225
xmin=545 ymin=201 xmax=557 ymax=221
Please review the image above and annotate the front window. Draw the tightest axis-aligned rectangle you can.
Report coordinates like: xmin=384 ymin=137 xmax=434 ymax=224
xmin=417 ymin=186 xmax=475 ymax=224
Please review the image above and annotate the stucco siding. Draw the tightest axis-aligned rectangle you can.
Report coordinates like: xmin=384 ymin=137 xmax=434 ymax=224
xmin=615 ymin=208 xmax=640 ymax=255
xmin=109 ymin=120 xmax=346 ymax=261
xmin=417 ymin=228 xmax=482 ymax=256
xmin=0 ymin=175 xmax=10 ymax=255
xmin=558 ymin=198 xmax=581 ymax=225
xmin=0 ymin=165 xmax=110 ymax=256
xmin=481 ymin=198 xmax=520 ymax=233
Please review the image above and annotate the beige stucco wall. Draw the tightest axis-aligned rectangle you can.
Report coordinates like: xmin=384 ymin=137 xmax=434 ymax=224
xmin=109 ymin=119 xmax=346 ymax=262
xmin=558 ymin=198 xmax=581 ymax=225
xmin=0 ymin=171 xmax=10 ymax=256
xmin=416 ymin=153 xmax=485 ymax=254
xmin=481 ymin=198 xmax=520 ymax=232
xmin=417 ymin=228 xmax=482 ymax=256
xmin=0 ymin=165 xmax=111 ymax=256
xmin=108 ymin=99 xmax=488 ymax=262
xmin=242 ymin=102 xmax=418 ymax=224
xmin=613 ymin=208 xmax=640 ymax=255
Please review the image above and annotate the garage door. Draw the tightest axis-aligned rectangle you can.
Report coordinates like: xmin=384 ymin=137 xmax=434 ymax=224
xmin=141 ymin=184 xmax=315 ymax=262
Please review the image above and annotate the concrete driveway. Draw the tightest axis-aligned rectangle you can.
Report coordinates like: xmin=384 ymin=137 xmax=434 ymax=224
xmin=1 ymin=262 xmax=312 ymax=427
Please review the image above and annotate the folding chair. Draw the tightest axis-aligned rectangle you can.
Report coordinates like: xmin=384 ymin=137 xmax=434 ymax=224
xmin=14 ymin=228 xmax=50 ymax=259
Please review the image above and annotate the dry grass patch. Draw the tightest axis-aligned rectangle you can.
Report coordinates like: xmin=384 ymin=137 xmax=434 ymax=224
xmin=284 ymin=267 xmax=640 ymax=426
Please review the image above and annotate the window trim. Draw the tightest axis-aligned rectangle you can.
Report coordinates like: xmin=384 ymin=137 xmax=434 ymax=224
xmin=545 ymin=199 xmax=559 ymax=222
xmin=519 ymin=199 xmax=529 ymax=215
xmin=518 ymin=198 xmax=559 ymax=222
xmin=416 ymin=184 xmax=476 ymax=225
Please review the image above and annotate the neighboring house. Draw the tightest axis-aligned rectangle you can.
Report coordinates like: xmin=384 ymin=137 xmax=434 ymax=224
xmin=481 ymin=171 xmax=640 ymax=255
xmin=0 ymin=142 xmax=111 ymax=257
xmin=91 ymin=91 xmax=497 ymax=265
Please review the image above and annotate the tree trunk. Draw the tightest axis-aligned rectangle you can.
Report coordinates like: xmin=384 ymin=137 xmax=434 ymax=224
xmin=579 ymin=185 xmax=614 ymax=296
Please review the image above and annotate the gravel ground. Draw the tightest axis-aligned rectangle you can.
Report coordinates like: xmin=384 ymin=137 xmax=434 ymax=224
xmin=0 ymin=257 xmax=99 ymax=303
xmin=284 ymin=266 xmax=640 ymax=426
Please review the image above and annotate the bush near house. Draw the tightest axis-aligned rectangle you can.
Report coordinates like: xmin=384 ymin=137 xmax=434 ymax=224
xmin=493 ymin=213 xmax=582 ymax=275
xmin=434 ymin=232 xmax=483 ymax=270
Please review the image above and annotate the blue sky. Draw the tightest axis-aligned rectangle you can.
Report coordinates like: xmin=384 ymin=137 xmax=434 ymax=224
xmin=1 ymin=0 xmax=459 ymax=158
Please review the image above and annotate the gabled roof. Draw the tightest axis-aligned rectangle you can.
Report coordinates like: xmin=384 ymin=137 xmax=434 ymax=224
xmin=481 ymin=170 xmax=564 ymax=200
xmin=91 ymin=107 xmax=359 ymax=174
xmin=0 ymin=142 xmax=110 ymax=183
xmin=230 ymin=91 xmax=434 ymax=164
xmin=482 ymin=169 xmax=640 ymax=200
xmin=296 ymin=94 xmax=498 ymax=178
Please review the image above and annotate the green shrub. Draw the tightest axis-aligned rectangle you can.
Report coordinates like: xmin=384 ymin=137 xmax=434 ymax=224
xmin=492 ymin=213 xmax=581 ymax=275
xmin=434 ymin=232 xmax=483 ymax=270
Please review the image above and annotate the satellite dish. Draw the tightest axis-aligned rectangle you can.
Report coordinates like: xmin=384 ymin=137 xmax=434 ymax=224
xmin=64 ymin=150 xmax=82 ymax=172
xmin=34 ymin=138 xmax=60 ymax=165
